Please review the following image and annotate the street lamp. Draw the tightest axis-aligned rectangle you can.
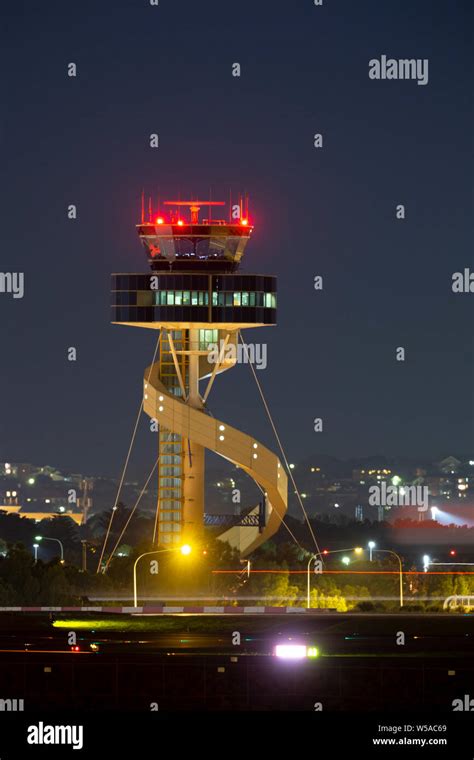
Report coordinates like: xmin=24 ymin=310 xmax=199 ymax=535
xmin=423 ymin=554 xmax=431 ymax=573
xmin=35 ymin=535 xmax=64 ymax=564
xmin=133 ymin=545 xmax=192 ymax=607
xmin=370 ymin=548 xmax=404 ymax=608
xmin=240 ymin=559 xmax=251 ymax=578
xmin=307 ymin=554 xmax=318 ymax=608
xmin=341 ymin=556 xmax=351 ymax=566
xmin=33 ymin=543 xmax=39 ymax=563
xmin=368 ymin=541 xmax=376 ymax=561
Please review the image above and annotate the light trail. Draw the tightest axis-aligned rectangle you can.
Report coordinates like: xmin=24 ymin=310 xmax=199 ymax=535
xmin=212 ymin=569 xmax=474 ymax=576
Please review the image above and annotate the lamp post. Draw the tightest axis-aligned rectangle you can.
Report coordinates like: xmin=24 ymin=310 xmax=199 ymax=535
xmin=307 ymin=555 xmax=318 ymax=609
xmin=81 ymin=540 xmax=87 ymax=572
xmin=368 ymin=541 xmax=376 ymax=562
xmin=307 ymin=547 xmax=364 ymax=608
xmin=33 ymin=543 xmax=39 ymax=563
xmin=240 ymin=559 xmax=251 ymax=578
xmin=371 ymin=548 xmax=404 ymax=608
xmin=133 ymin=544 xmax=192 ymax=607
xmin=35 ymin=535 xmax=64 ymax=564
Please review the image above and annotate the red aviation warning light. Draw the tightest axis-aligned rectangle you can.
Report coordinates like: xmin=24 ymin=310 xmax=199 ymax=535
xmin=136 ymin=195 xmax=254 ymax=273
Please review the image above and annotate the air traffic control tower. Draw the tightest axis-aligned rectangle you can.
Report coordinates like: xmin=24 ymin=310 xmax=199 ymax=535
xmin=111 ymin=199 xmax=288 ymax=556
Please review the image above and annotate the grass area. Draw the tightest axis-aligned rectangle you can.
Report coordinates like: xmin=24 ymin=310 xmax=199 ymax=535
xmin=1 ymin=611 xmax=473 ymax=638
xmin=51 ymin=616 xmax=264 ymax=633
xmin=51 ymin=612 xmax=474 ymax=636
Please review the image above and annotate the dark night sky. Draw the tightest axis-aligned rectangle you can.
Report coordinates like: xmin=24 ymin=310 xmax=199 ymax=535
xmin=0 ymin=0 xmax=472 ymax=480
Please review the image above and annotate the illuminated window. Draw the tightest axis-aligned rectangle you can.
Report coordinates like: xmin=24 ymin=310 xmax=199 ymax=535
xmin=174 ymin=291 xmax=182 ymax=305
xmin=161 ymin=466 xmax=181 ymax=477
xmin=241 ymin=292 xmax=249 ymax=306
xmin=161 ymin=456 xmax=182 ymax=465
xmin=182 ymin=291 xmax=190 ymax=305
xmin=159 ymin=522 xmax=181 ymax=532
xmin=161 ymin=477 xmax=182 ymax=488
xmin=166 ymin=292 xmax=174 ymax=305
xmin=199 ymin=328 xmax=218 ymax=350
xmin=233 ymin=292 xmax=241 ymax=306
xmin=160 ymin=499 xmax=181 ymax=509
xmin=191 ymin=291 xmax=198 ymax=306
xmin=160 ymin=512 xmax=181 ymax=521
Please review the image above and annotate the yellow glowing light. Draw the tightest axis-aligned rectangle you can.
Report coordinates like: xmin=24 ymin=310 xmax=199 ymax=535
xmin=180 ymin=544 xmax=192 ymax=556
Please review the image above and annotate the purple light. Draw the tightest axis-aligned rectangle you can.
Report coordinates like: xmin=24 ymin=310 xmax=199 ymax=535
xmin=274 ymin=644 xmax=307 ymax=659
